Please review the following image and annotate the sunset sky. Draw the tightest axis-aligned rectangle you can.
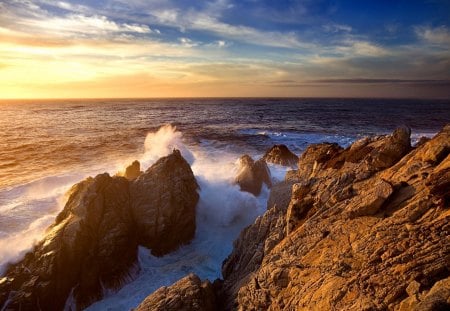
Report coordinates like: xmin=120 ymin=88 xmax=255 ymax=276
xmin=1 ymin=0 xmax=449 ymax=98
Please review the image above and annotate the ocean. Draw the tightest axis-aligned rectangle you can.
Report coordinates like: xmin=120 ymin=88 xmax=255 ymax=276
xmin=0 ymin=98 xmax=448 ymax=310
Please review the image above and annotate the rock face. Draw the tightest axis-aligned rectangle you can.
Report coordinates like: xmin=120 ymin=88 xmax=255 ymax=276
xmin=0 ymin=150 xmax=199 ymax=310
xmin=135 ymin=274 xmax=216 ymax=311
xmin=235 ymin=155 xmax=272 ymax=196
xmin=220 ymin=125 xmax=450 ymax=310
xmin=263 ymin=144 xmax=298 ymax=167
xmin=131 ymin=149 xmax=199 ymax=256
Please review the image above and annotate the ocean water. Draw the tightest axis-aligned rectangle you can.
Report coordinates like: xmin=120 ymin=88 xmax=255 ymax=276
xmin=0 ymin=98 xmax=448 ymax=309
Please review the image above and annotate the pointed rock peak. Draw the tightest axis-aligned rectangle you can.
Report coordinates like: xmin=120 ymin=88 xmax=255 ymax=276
xmin=263 ymin=144 xmax=298 ymax=167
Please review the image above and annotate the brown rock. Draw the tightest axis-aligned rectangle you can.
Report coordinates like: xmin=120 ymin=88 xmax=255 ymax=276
xmin=124 ymin=160 xmax=141 ymax=180
xmin=131 ymin=149 xmax=199 ymax=256
xmin=220 ymin=125 xmax=450 ymax=310
xmin=235 ymin=155 xmax=272 ymax=196
xmin=262 ymin=144 xmax=298 ymax=167
xmin=0 ymin=174 xmax=138 ymax=310
xmin=135 ymin=274 xmax=216 ymax=311
xmin=0 ymin=150 xmax=200 ymax=310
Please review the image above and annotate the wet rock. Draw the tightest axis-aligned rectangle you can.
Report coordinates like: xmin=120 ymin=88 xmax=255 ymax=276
xmin=0 ymin=174 xmax=138 ymax=310
xmin=235 ymin=155 xmax=271 ymax=196
xmin=131 ymin=150 xmax=199 ymax=256
xmin=262 ymin=144 xmax=298 ymax=167
xmin=135 ymin=274 xmax=216 ymax=311
xmin=0 ymin=150 xmax=200 ymax=310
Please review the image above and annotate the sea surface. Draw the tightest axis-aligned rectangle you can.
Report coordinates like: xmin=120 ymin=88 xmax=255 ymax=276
xmin=0 ymin=98 xmax=448 ymax=310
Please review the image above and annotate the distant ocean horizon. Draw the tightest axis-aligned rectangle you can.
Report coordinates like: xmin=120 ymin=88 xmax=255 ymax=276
xmin=0 ymin=98 xmax=449 ymax=309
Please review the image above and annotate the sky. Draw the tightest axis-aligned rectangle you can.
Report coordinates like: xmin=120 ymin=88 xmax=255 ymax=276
xmin=0 ymin=0 xmax=449 ymax=98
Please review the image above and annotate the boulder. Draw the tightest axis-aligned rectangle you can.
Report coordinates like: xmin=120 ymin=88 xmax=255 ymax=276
xmin=262 ymin=144 xmax=298 ymax=167
xmin=235 ymin=155 xmax=272 ymax=196
xmin=124 ymin=160 xmax=141 ymax=180
xmin=0 ymin=174 xmax=138 ymax=310
xmin=131 ymin=149 xmax=199 ymax=256
xmin=135 ymin=274 xmax=216 ymax=311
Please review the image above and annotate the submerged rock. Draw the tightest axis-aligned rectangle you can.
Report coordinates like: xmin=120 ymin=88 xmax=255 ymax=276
xmin=131 ymin=149 xmax=199 ymax=256
xmin=235 ymin=155 xmax=272 ymax=196
xmin=0 ymin=150 xmax=199 ymax=310
xmin=262 ymin=144 xmax=298 ymax=167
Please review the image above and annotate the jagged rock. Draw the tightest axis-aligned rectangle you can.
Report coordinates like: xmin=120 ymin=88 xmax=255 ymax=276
xmin=0 ymin=174 xmax=138 ymax=310
xmin=297 ymin=142 xmax=343 ymax=182
xmin=221 ymin=125 xmax=450 ymax=310
xmin=345 ymin=178 xmax=394 ymax=218
xmin=220 ymin=180 xmax=292 ymax=309
xmin=135 ymin=274 xmax=216 ymax=311
xmin=131 ymin=149 xmax=199 ymax=256
xmin=235 ymin=155 xmax=272 ymax=196
xmin=0 ymin=150 xmax=200 ymax=310
xmin=124 ymin=160 xmax=141 ymax=180
xmin=262 ymin=144 xmax=298 ymax=167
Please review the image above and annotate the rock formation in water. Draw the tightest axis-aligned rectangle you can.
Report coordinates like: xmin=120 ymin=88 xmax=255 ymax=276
xmin=235 ymin=155 xmax=272 ymax=196
xmin=136 ymin=125 xmax=450 ymax=311
xmin=0 ymin=150 xmax=199 ymax=311
xmin=131 ymin=149 xmax=199 ymax=256
xmin=262 ymin=144 xmax=298 ymax=167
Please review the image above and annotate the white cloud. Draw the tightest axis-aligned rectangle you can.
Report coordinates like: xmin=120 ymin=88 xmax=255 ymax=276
xmin=323 ymin=23 xmax=352 ymax=33
xmin=25 ymin=14 xmax=153 ymax=36
xmin=416 ymin=25 xmax=450 ymax=46
xmin=179 ymin=37 xmax=199 ymax=48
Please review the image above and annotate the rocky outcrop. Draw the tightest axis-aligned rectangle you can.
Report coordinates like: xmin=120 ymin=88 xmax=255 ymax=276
xmin=220 ymin=125 xmax=450 ymax=310
xmin=0 ymin=150 xmax=199 ymax=310
xmin=0 ymin=174 xmax=138 ymax=310
xmin=124 ymin=160 xmax=141 ymax=180
xmin=131 ymin=150 xmax=199 ymax=256
xmin=135 ymin=274 xmax=216 ymax=311
xmin=235 ymin=155 xmax=272 ymax=196
xmin=262 ymin=144 xmax=298 ymax=167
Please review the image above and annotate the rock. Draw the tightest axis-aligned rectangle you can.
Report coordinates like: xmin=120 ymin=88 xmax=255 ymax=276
xmin=135 ymin=274 xmax=216 ymax=311
xmin=220 ymin=183 xmax=291 ymax=309
xmin=262 ymin=144 xmax=298 ymax=167
xmin=235 ymin=155 xmax=271 ymax=196
xmin=124 ymin=160 xmax=141 ymax=180
xmin=0 ymin=150 xmax=200 ymax=310
xmin=0 ymin=174 xmax=138 ymax=310
xmin=297 ymin=143 xmax=343 ymax=182
xmin=219 ymin=125 xmax=450 ymax=310
xmin=345 ymin=178 xmax=394 ymax=218
xmin=131 ymin=149 xmax=199 ymax=256
xmin=414 ymin=136 xmax=430 ymax=147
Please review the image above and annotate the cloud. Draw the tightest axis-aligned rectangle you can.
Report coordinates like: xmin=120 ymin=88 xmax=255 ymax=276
xmin=415 ymin=25 xmax=450 ymax=46
xmin=323 ymin=23 xmax=352 ymax=33
xmin=24 ymin=14 xmax=154 ymax=37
